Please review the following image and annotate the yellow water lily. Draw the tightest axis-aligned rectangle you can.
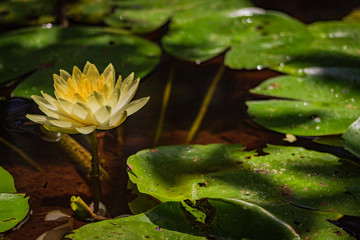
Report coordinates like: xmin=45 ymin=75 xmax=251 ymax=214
xmin=26 ymin=62 xmax=149 ymax=134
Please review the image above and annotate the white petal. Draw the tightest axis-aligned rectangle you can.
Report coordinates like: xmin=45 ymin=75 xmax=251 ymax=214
xmin=87 ymin=91 xmax=104 ymax=112
xmin=94 ymin=105 xmax=111 ymax=124
xmin=41 ymin=91 xmax=57 ymax=107
xmin=75 ymin=126 xmax=97 ymax=134
xmin=123 ymin=97 xmax=149 ymax=116
xmin=32 ymin=95 xmax=58 ymax=111
xmin=114 ymin=78 xmax=140 ymax=113
xmin=26 ymin=114 xmax=49 ymax=124
xmin=109 ymin=111 xmax=127 ymax=127
xmin=72 ymin=102 xmax=90 ymax=121
xmin=57 ymin=98 xmax=73 ymax=115
xmin=106 ymin=87 xmax=120 ymax=110
xmin=48 ymin=120 xmax=73 ymax=128
xmin=120 ymin=73 xmax=134 ymax=94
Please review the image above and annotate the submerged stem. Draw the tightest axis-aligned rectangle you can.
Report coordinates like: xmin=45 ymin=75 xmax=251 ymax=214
xmin=154 ymin=62 xmax=175 ymax=146
xmin=186 ymin=64 xmax=225 ymax=144
xmin=0 ymin=137 xmax=43 ymax=171
xmin=90 ymin=130 xmax=102 ymax=214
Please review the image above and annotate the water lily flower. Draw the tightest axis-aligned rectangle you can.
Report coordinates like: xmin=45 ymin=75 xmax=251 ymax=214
xmin=26 ymin=62 xmax=149 ymax=134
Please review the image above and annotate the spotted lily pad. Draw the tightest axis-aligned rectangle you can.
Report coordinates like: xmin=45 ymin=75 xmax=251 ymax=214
xmin=66 ymin=198 xmax=299 ymax=240
xmin=127 ymin=144 xmax=360 ymax=239
xmin=162 ymin=8 xmax=311 ymax=68
xmin=66 ymin=0 xmax=253 ymax=34
xmin=0 ymin=26 xmax=161 ymax=98
xmin=274 ymin=21 xmax=360 ymax=78
xmin=0 ymin=167 xmax=29 ymax=233
xmin=247 ymin=74 xmax=360 ymax=136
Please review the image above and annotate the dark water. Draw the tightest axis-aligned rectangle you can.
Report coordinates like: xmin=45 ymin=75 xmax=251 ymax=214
xmin=1 ymin=1 xmax=360 ymax=239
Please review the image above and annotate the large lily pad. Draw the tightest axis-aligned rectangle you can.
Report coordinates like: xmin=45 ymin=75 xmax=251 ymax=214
xmin=247 ymin=74 xmax=360 ymax=136
xmin=162 ymin=8 xmax=311 ymax=68
xmin=274 ymin=21 xmax=360 ymax=77
xmin=0 ymin=26 xmax=161 ymax=98
xmin=0 ymin=167 xmax=29 ymax=233
xmin=66 ymin=198 xmax=299 ymax=239
xmin=66 ymin=0 xmax=253 ymax=34
xmin=127 ymin=144 xmax=360 ymax=239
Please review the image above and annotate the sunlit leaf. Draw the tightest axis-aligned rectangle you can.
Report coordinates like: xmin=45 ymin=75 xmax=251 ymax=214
xmin=162 ymin=8 xmax=311 ymax=68
xmin=247 ymin=74 xmax=360 ymax=136
xmin=0 ymin=26 xmax=161 ymax=98
xmin=274 ymin=21 xmax=360 ymax=78
xmin=66 ymin=0 xmax=253 ymax=34
xmin=127 ymin=144 xmax=360 ymax=239
xmin=66 ymin=198 xmax=299 ymax=240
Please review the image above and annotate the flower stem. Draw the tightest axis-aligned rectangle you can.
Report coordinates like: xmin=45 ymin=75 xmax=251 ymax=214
xmin=186 ymin=64 xmax=225 ymax=144
xmin=90 ymin=130 xmax=102 ymax=214
xmin=154 ymin=62 xmax=175 ymax=146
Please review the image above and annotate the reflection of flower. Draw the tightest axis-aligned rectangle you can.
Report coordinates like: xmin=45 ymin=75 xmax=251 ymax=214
xmin=27 ymin=62 xmax=149 ymax=134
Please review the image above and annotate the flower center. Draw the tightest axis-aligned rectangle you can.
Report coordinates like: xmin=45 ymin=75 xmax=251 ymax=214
xmin=65 ymin=74 xmax=105 ymax=101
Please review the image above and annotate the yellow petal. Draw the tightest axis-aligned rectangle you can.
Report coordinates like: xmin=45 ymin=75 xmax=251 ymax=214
xmin=123 ymin=97 xmax=150 ymax=116
xmin=72 ymin=66 xmax=83 ymax=83
xmin=87 ymin=91 xmax=104 ymax=112
xmin=94 ymin=105 xmax=111 ymax=124
xmin=83 ymin=61 xmax=92 ymax=75
xmin=43 ymin=124 xmax=78 ymax=134
xmin=113 ymin=75 xmax=122 ymax=91
xmin=103 ymin=63 xmax=115 ymax=84
xmin=53 ymin=74 xmax=67 ymax=87
xmin=73 ymin=93 xmax=87 ymax=104
xmin=109 ymin=111 xmax=127 ymax=127
xmin=75 ymin=126 xmax=97 ymax=134
xmin=86 ymin=64 xmax=100 ymax=83
xmin=60 ymin=70 xmax=71 ymax=82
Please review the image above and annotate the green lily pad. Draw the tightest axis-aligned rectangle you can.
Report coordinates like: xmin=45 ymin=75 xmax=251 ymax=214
xmin=247 ymin=74 xmax=360 ymax=136
xmin=162 ymin=8 xmax=311 ymax=68
xmin=274 ymin=21 xmax=360 ymax=77
xmin=127 ymin=144 xmax=360 ymax=239
xmin=0 ymin=167 xmax=29 ymax=233
xmin=0 ymin=167 xmax=16 ymax=193
xmin=342 ymin=117 xmax=360 ymax=158
xmin=0 ymin=0 xmax=55 ymax=27
xmin=0 ymin=26 xmax=161 ymax=98
xmin=66 ymin=0 xmax=253 ymax=34
xmin=66 ymin=198 xmax=299 ymax=240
